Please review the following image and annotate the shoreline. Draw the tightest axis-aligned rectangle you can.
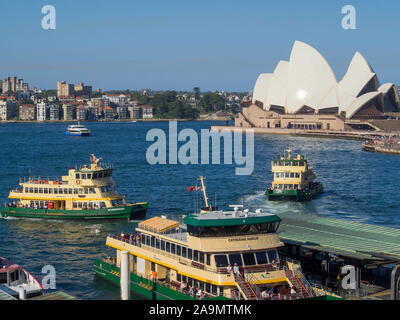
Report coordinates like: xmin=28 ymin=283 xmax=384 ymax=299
xmin=210 ymin=125 xmax=399 ymax=141
xmin=0 ymin=118 xmax=232 ymax=124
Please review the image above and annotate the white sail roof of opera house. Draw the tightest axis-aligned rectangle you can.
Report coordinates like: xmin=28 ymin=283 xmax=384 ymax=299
xmin=252 ymin=41 xmax=400 ymax=118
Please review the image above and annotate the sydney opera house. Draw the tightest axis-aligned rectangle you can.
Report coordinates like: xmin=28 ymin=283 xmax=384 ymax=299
xmin=236 ymin=41 xmax=400 ymax=131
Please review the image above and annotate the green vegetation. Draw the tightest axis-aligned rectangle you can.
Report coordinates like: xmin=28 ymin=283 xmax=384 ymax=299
xmin=149 ymin=91 xmax=199 ymax=119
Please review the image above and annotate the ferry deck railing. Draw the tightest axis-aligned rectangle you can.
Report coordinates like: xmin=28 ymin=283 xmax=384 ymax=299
xmin=19 ymin=176 xmax=65 ymax=184
xmin=280 ymin=256 xmax=315 ymax=297
xmin=110 ymin=233 xmax=284 ymax=276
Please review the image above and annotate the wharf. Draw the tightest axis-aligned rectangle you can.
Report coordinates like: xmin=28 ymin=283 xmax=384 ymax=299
xmin=211 ymin=125 xmax=396 ymax=141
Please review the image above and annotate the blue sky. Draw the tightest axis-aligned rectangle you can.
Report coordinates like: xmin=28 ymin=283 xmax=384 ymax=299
xmin=0 ymin=0 xmax=399 ymax=91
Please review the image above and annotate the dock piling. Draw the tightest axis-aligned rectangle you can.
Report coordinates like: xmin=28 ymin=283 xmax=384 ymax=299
xmin=120 ymin=250 xmax=130 ymax=300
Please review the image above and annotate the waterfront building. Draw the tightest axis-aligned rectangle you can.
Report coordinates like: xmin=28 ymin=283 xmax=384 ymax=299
xmin=106 ymin=94 xmax=129 ymax=105
xmin=237 ymin=41 xmax=400 ymax=131
xmin=76 ymin=105 xmax=87 ymax=121
xmin=104 ymin=107 xmax=115 ymax=121
xmin=117 ymin=106 xmax=129 ymax=120
xmin=57 ymin=81 xmax=74 ymax=97
xmin=0 ymin=100 xmax=18 ymax=120
xmin=36 ymin=102 xmax=50 ymax=121
xmin=87 ymin=106 xmax=97 ymax=121
xmin=140 ymin=105 xmax=153 ymax=119
xmin=62 ymin=104 xmax=76 ymax=120
xmin=49 ymin=104 xmax=61 ymax=120
xmin=19 ymin=104 xmax=36 ymax=121
xmin=74 ymin=82 xmax=92 ymax=97
xmin=128 ymin=106 xmax=141 ymax=119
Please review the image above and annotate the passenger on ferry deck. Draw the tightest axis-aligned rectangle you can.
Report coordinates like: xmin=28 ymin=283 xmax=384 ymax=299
xmin=150 ymin=270 xmax=157 ymax=282
xmin=189 ymin=286 xmax=194 ymax=296
xmin=233 ymin=263 xmax=240 ymax=277
xmin=196 ymin=289 xmax=202 ymax=299
xmin=227 ymin=264 xmax=232 ymax=273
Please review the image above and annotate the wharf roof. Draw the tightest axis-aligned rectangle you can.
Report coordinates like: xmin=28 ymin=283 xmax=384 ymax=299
xmin=277 ymin=212 xmax=400 ymax=261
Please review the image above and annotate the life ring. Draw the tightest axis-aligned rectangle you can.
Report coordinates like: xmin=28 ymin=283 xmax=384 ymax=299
xmin=76 ymin=180 xmax=81 ymax=185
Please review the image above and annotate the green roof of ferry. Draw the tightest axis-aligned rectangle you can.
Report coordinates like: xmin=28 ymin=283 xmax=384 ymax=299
xmin=183 ymin=213 xmax=281 ymax=227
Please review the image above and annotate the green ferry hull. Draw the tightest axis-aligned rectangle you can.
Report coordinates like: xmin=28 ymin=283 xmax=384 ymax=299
xmin=266 ymin=186 xmax=323 ymax=201
xmin=0 ymin=203 xmax=148 ymax=220
xmin=93 ymin=259 xmax=226 ymax=300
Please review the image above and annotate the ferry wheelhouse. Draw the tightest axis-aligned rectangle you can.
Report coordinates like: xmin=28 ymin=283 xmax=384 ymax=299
xmin=66 ymin=123 xmax=90 ymax=136
xmin=1 ymin=154 xmax=148 ymax=220
xmin=266 ymin=149 xmax=323 ymax=201
xmin=0 ymin=257 xmax=44 ymax=299
xmin=94 ymin=206 xmax=314 ymax=300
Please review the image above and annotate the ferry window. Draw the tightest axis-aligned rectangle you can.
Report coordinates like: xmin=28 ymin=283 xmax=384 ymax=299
xmin=295 ymin=173 xmax=300 ymax=178
xmin=98 ymin=172 xmax=103 ymax=178
xmin=193 ymin=250 xmax=199 ymax=262
xmin=34 ymin=188 xmax=37 ymax=193
xmin=171 ymin=243 xmax=176 ymax=254
xmin=81 ymin=174 xmax=86 ymax=179
xmin=242 ymin=253 xmax=256 ymax=266
xmin=44 ymin=188 xmax=48 ymax=194
xmin=141 ymin=234 xmax=145 ymax=243
xmin=166 ymin=242 xmax=170 ymax=252
xmin=24 ymin=187 xmax=28 ymax=192
xmin=199 ymin=252 xmax=204 ymax=264
xmin=285 ymin=173 xmax=289 ymax=178
xmin=89 ymin=188 xmax=95 ymax=194
xmin=177 ymin=274 xmax=181 ymax=282
xmin=214 ymin=255 xmax=228 ymax=267
xmin=79 ymin=188 xmax=83 ymax=194
xmin=285 ymin=161 xmax=290 ymax=166
xmin=218 ymin=287 xmax=224 ymax=296
xmin=212 ymin=285 xmax=218 ymax=296
xmin=76 ymin=173 xmax=80 ymax=179
xmin=145 ymin=236 xmax=150 ymax=246
xmin=100 ymin=202 xmax=106 ymax=208
xmin=255 ymin=251 xmax=267 ymax=264
xmin=151 ymin=237 xmax=155 ymax=247
xmin=73 ymin=202 xmax=77 ymax=208
xmin=49 ymin=188 xmax=53 ymax=194
xmin=87 ymin=174 xmax=92 ymax=179
xmin=78 ymin=202 xmax=82 ymax=208
xmin=63 ymin=188 xmax=68 ymax=194
xmin=294 ymin=184 xmax=298 ymax=189
xmin=290 ymin=173 xmax=295 ymax=178
xmin=299 ymin=161 xmax=304 ymax=166
xmin=284 ymin=184 xmax=288 ymax=189
xmin=85 ymin=188 xmax=88 ymax=194
xmin=161 ymin=240 xmax=165 ymax=251
xmin=74 ymin=189 xmax=78 ymax=194
xmin=29 ymin=187 xmax=33 ymax=193
xmin=188 ymin=248 xmax=193 ymax=260
xmin=289 ymin=184 xmax=293 ymax=189
xmin=267 ymin=249 xmax=278 ymax=263
xmin=93 ymin=173 xmax=98 ymax=179
xmin=176 ymin=245 xmax=181 ymax=256
xmin=206 ymin=253 xmax=210 ymax=266
xmin=228 ymin=254 xmax=243 ymax=266
xmin=182 ymin=247 xmax=187 ymax=258
xmin=69 ymin=188 xmax=73 ymax=194
xmin=0 ymin=273 xmax=7 ymax=284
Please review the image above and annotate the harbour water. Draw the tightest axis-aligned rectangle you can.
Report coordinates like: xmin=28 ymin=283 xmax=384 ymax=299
xmin=0 ymin=120 xmax=399 ymax=299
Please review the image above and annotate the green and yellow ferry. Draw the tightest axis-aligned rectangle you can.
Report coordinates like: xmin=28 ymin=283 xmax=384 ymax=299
xmin=1 ymin=154 xmax=148 ymax=220
xmin=266 ymin=149 xmax=323 ymax=201
xmin=94 ymin=205 xmax=316 ymax=300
